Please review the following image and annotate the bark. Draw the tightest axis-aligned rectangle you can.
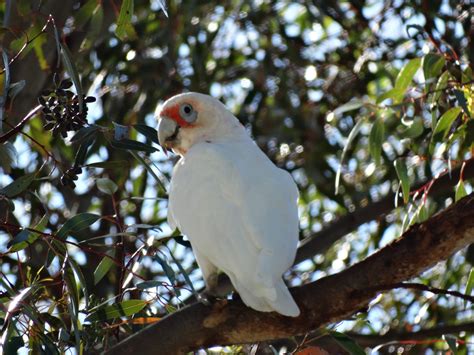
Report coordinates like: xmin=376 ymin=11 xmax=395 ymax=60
xmin=107 ymin=193 xmax=474 ymax=354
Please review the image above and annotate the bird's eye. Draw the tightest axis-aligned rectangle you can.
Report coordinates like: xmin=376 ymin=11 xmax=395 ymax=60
xmin=179 ymin=103 xmax=197 ymax=123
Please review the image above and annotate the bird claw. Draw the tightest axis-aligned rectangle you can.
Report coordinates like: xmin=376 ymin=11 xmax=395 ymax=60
xmin=197 ymin=290 xmax=218 ymax=306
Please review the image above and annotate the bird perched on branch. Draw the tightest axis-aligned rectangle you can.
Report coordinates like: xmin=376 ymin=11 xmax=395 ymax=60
xmin=157 ymin=92 xmax=300 ymax=317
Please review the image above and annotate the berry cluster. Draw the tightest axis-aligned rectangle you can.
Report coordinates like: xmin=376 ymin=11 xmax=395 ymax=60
xmin=38 ymin=79 xmax=96 ymax=138
xmin=61 ymin=166 xmax=83 ymax=188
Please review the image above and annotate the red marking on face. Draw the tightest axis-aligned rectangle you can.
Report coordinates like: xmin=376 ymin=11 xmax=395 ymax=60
xmin=161 ymin=104 xmax=192 ymax=128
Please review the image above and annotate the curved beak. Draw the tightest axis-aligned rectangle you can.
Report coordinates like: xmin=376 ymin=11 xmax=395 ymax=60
xmin=157 ymin=117 xmax=179 ymax=152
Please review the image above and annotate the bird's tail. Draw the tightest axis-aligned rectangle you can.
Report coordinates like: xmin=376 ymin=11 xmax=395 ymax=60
xmin=266 ymin=278 xmax=300 ymax=317
xmin=233 ymin=277 xmax=300 ymax=317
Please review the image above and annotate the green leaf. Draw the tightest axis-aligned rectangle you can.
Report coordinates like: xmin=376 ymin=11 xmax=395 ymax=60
xmin=8 ymin=80 xmax=26 ymax=100
xmin=335 ymin=118 xmax=365 ymax=194
xmin=115 ymin=0 xmax=136 ymax=41
xmin=330 ymin=99 xmax=365 ymax=118
xmin=94 ymin=256 xmax=115 ymax=285
xmin=395 ymin=58 xmax=421 ymax=92
xmin=136 ymin=280 xmax=162 ymax=290
xmin=85 ymin=160 xmax=130 ymax=169
xmin=464 ymin=268 xmax=474 ymax=309
xmin=394 ymin=159 xmax=410 ymax=204
xmin=68 ymin=258 xmax=90 ymax=308
xmin=74 ymin=136 xmax=95 ymax=166
xmin=74 ymin=0 xmax=98 ymax=28
xmin=455 ymin=179 xmax=467 ymax=202
xmin=329 ymin=331 xmax=366 ymax=355
xmin=0 ymin=173 xmax=35 ymax=198
xmin=85 ymin=300 xmax=147 ymax=322
xmin=442 ymin=334 xmax=458 ymax=354
xmin=97 ymin=178 xmax=118 ymax=195
xmin=60 ymin=43 xmax=84 ymax=111
xmin=453 ymin=89 xmax=471 ymax=117
xmin=422 ymin=53 xmax=445 ymax=80
xmin=110 ymin=139 xmax=158 ymax=153
xmin=56 ymin=213 xmax=101 ymax=239
xmin=133 ymin=124 xmax=160 ymax=145
xmin=402 ymin=117 xmax=424 ymax=139
xmin=369 ymin=118 xmax=385 ymax=165
xmin=430 ymin=107 xmax=462 ymax=153
xmin=130 ymin=151 xmax=168 ymax=191
xmin=7 ymin=229 xmax=40 ymax=253
xmin=0 ymin=142 xmax=17 ymax=173
xmin=431 ymin=70 xmax=450 ymax=109
xmin=70 ymin=125 xmax=99 ymax=143
xmin=167 ymin=246 xmax=197 ymax=296
xmin=376 ymin=87 xmax=405 ymax=104
xmin=154 ymin=253 xmax=176 ymax=286
xmin=63 ymin=259 xmax=80 ymax=317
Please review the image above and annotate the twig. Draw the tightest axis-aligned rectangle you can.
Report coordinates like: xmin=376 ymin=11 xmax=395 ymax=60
xmin=0 ymin=105 xmax=42 ymax=144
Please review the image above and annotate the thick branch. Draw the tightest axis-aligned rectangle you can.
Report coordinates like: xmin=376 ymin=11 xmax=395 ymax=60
xmin=347 ymin=322 xmax=474 ymax=347
xmin=295 ymin=158 xmax=474 ymax=263
xmin=108 ymin=193 xmax=474 ymax=354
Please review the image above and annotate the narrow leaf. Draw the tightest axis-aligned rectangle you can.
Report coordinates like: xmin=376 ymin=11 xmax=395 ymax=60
xmin=442 ymin=334 xmax=458 ymax=354
xmin=395 ymin=58 xmax=421 ymax=92
xmin=0 ymin=173 xmax=35 ymax=198
xmin=402 ymin=117 xmax=424 ymax=138
xmin=422 ymin=53 xmax=445 ymax=80
xmin=74 ymin=136 xmax=95 ymax=166
xmin=70 ymin=125 xmax=99 ymax=143
xmin=60 ymin=43 xmax=84 ymax=111
xmin=85 ymin=300 xmax=147 ymax=322
xmin=376 ymin=87 xmax=405 ymax=104
xmin=97 ymin=178 xmax=118 ymax=195
xmin=394 ymin=159 xmax=410 ymax=204
xmin=168 ymin=246 xmax=197 ymax=296
xmin=94 ymin=256 xmax=115 ymax=285
xmin=431 ymin=70 xmax=450 ymax=109
xmin=453 ymin=89 xmax=471 ymax=117
xmin=331 ymin=99 xmax=365 ymax=117
xmin=455 ymin=179 xmax=467 ymax=202
xmin=464 ymin=268 xmax=474 ymax=309
xmin=430 ymin=107 xmax=462 ymax=153
xmin=115 ymin=0 xmax=136 ymax=41
xmin=136 ymin=280 xmax=162 ymax=290
xmin=85 ymin=160 xmax=130 ymax=169
xmin=329 ymin=331 xmax=366 ymax=355
xmin=8 ymin=80 xmax=26 ymax=100
xmin=154 ymin=253 xmax=176 ymax=286
xmin=369 ymin=118 xmax=385 ymax=165
xmin=335 ymin=118 xmax=364 ymax=194
xmin=7 ymin=229 xmax=40 ymax=253
xmin=133 ymin=124 xmax=160 ymax=144
xmin=130 ymin=151 xmax=168 ymax=191
xmin=56 ymin=213 xmax=101 ymax=239
xmin=110 ymin=139 xmax=158 ymax=153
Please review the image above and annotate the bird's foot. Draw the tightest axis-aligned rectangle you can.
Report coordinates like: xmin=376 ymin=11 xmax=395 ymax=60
xmin=197 ymin=289 xmax=221 ymax=306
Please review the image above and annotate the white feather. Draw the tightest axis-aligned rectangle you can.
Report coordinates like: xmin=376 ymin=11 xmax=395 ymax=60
xmin=163 ymin=93 xmax=300 ymax=317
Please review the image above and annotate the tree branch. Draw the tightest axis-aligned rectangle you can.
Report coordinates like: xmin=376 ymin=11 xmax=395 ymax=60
xmin=107 ymin=193 xmax=474 ymax=354
xmin=347 ymin=322 xmax=474 ymax=348
xmin=295 ymin=158 xmax=474 ymax=263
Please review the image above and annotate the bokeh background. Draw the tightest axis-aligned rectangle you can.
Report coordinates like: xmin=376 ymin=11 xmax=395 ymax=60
xmin=0 ymin=0 xmax=473 ymax=353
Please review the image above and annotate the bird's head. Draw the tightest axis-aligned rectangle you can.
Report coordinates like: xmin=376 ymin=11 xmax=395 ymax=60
xmin=156 ymin=92 xmax=245 ymax=155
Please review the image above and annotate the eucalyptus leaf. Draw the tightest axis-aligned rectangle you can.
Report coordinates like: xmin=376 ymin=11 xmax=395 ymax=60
xmin=85 ymin=300 xmax=147 ymax=322
xmin=394 ymin=159 xmax=410 ymax=204
xmin=56 ymin=213 xmax=101 ymax=239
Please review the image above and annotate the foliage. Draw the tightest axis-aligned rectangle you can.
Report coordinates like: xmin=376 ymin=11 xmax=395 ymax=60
xmin=0 ymin=0 xmax=473 ymax=353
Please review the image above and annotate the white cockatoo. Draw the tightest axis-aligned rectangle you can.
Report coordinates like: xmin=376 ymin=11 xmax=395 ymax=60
xmin=157 ymin=92 xmax=300 ymax=317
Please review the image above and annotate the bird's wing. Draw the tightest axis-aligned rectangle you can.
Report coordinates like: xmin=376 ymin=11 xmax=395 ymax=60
xmin=168 ymin=141 xmax=300 ymax=316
